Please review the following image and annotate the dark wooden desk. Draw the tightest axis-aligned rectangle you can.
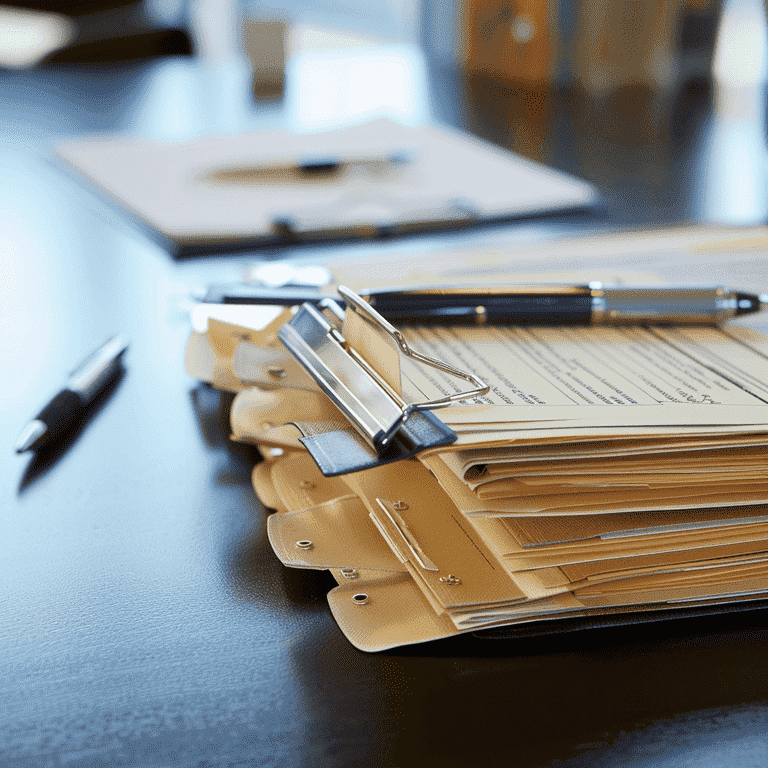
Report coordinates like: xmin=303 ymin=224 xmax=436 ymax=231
xmin=3 ymin=53 xmax=768 ymax=768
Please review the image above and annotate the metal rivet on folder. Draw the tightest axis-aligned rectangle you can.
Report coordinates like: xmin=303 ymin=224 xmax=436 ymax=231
xmin=340 ymin=568 xmax=359 ymax=579
xmin=352 ymin=593 xmax=369 ymax=605
xmin=439 ymin=575 xmax=461 ymax=586
xmin=295 ymin=540 xmax=313 ymax=550
xmin=392 ymin=501 xmax=408 ymax=511
xmin=299 ymin=480 xmax=316 ymax=490
xmin=267 ymin=367 xmax=287 ymax=379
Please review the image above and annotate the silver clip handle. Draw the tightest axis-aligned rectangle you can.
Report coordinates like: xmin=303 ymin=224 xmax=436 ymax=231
xmin=338 ymin=285 xmax=489 ymax=426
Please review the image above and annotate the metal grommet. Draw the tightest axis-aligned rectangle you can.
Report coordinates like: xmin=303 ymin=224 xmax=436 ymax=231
xmin=295 ymin=540 xmax=313 ymax=550
xmin=392 ymin=501 xmax=408 ymax=511
xmin=352 ymin=593 xmax=369 ymax=605
xmin=439 ymin=574 xmax=461 ymax=586
xmin=340 ymin=568 xmax=359 ymax=579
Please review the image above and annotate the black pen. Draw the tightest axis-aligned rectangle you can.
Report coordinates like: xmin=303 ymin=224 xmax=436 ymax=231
xmin=203 ymin=282 xmax=768 ymax=325
xmin=15 ymin=335 xmax=129 ymax=453
xmin=204 ymin=150 xmax=412 ymax=184
xmin=360 ymin=284 xmax=768 ymax=324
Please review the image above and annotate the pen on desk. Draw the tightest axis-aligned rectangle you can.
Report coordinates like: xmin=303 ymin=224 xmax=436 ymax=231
xmin=204 ymin=150 xmax=412 ymax=184
xmin=202 ymin=282 xmax=768 ymax=325
xmin=15 ymin=335 xmax=129 ymax=454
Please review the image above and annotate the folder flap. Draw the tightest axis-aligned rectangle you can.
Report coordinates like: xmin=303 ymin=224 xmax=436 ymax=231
xmin=233 ymin=340 xmax=315 ymax=390
xmin=269 ymin=451 xmax=353 ymax=511
xmin=184 ymin=331 xmax=245 ymax=392
xmin=194 ymin=303 xmax=290 ymax=344
xmin=327 ymin=571 xmax=460 ymax=652
xmin=370 ymin=499 xmax=440 ymax=571
xmin=184 ymin=331 xmax=217 ymax=384
xmin=230 ymin=387 xmax=342 ymax=443
xmin=185 ymin=305 xmax=293 ymax=392
xmin=342 ymin=461 xmax=528 ymax=609
xmin=266 ymin=496 xmax=406 ymax=572
xmin=240 ymin=423 xmax=306 ymax=451
xmin=207 ymin=316 xmax=272 ymax=358
xmin=296 ymin=410 xmax=456 ymax=477
xmin=251 ymin=461 xmax=287 ymax=512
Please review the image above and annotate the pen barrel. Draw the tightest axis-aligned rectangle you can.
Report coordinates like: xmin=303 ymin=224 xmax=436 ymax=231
xmin=595 ymin=288 xmax=735 ymax=324
xmin=370 ymin=293 xmax=593 ymax=324
xmin=204 ymin=284 xmax=327 ymax=305
xmin=35 ymin=389 xmax=83 ymax=442
xmin=67 ymin=336 xmax=127 ymax=402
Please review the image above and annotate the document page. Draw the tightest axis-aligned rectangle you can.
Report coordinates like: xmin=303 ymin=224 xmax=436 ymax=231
xmin=400 ymin=325 xmax=768 ymax=426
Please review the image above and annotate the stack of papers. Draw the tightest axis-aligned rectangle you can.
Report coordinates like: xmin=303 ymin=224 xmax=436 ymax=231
xmin=184 ymin=267 xmax=768 ymax=651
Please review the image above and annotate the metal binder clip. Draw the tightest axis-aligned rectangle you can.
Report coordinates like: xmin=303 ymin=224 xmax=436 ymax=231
xmin=278 ymin=285 xmax=489 ymax=452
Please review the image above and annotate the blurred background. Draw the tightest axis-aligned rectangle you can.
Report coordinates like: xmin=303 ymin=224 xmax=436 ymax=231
xmin=5 ymin=5 xmax=768 ymax=765
xmin=1 ymin=0 xmax=765 ymax=231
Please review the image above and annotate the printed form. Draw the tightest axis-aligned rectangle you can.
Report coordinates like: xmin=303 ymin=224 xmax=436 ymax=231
xmin=399 ymin=325 xmax=768 ymax=429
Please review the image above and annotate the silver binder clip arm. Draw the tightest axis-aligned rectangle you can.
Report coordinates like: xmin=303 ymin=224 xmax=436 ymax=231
xmin=278 ymin=286 xmax=488 ymax=452
xmin=279 ymin=303 xmax=401 ymax=449
xmin=337 ymin=285 xmax=489 ymax=416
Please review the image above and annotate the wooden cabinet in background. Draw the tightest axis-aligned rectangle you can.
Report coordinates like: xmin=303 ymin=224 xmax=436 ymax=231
xmin=460 ymin=0 xmax=559 ymax=87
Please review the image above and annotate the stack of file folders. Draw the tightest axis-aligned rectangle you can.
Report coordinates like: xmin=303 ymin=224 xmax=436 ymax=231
xmin=186 ymin=285 xmax=768 ymax=651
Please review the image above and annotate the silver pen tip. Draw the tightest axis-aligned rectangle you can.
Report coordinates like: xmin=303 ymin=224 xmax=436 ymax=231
xmin=15 ymin=420 xmax=48 ymax=453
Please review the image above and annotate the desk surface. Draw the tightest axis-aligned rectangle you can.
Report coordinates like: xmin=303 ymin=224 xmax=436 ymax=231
xmin=3 ymin=52 xmax=768 ymax=768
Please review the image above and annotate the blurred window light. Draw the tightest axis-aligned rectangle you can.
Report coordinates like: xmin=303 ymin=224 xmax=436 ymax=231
xmin=125 ymin=59 xmax=207 ymax=140
xmin=713 ymin=0 xmax=768 ymax=87
xmin=146 ymin=0 xmax=185 ymax=26
xmin=697 ymin=0 xmax=768 ymax=224
xmin=0 ymin=5 xmax=75 ymax=70
xmin=190 ymin=0 xmax=242 ymax=64
xmin=288 ymin=44 xmax=430 ymax=132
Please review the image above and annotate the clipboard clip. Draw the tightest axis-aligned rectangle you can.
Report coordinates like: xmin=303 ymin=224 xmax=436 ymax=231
xmin=278 ymin=285 xmax=489 ymax=453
